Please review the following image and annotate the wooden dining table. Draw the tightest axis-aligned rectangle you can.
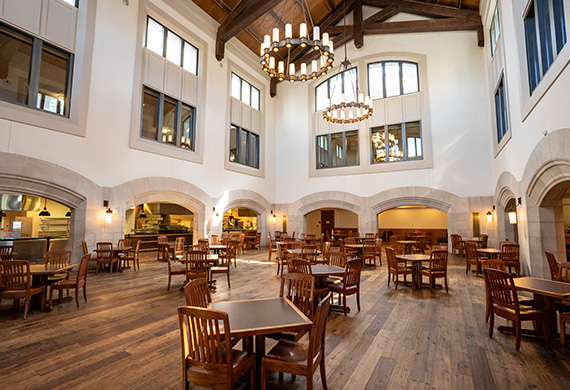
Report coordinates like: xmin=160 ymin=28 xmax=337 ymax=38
xmin=177 ymin=254 xmax=219 ymax=290
xmin=397 ymin=240 xmax=417 ymax=254
xmin=208 ymin=244 xmax=227 ymax=254
xmin=285 ymin=248 xmax=322 ymax=256
xmin=28 ymin=263 xmax=76 ymax=309
xmin=477 ymin=248 xmax=502 ymax=259
xmin=209 ymin=297 xmax=312 ymax=389
xmin=396 ymin=254 xmax=431 ymax=289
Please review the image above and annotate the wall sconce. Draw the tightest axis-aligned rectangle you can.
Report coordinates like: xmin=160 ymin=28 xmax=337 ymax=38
xmin=486 ymin=205 xmax=495 ymax=223
xmin=104 ymin=200 xmax=112 ymax=224
xmin=213 ymin=207 xmax=219 ymax=217
xmin=508 ymin=198 xmax=521 ymax=225
xmin=271 ymin=210 xmax=276 ymax=223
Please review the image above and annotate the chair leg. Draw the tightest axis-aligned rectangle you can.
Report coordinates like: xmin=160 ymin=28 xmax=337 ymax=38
xmin=343 ymin=294 xmax=347 ymax=316
xmin=320 ymin=355 xmax=328 ymax=390
xmin=49 ymin=288 xmax=54 ymax=308
xmin=250 ymin=360 xmax=256 ymax=390
xmin=307 ymin=373 xmax=313 ymax=390
xmin=24 ymin=296 xmax=31 ymax=320
xmin=356 ymin=290 xmax=361 ymax=311
xmin=387 ymin=270 xmax=391 ymax=286
xmin=75 ymin=288 xmax=80 ymax=308
xmin=227 ymin=272 xmax=230 ymax=288
xmin=445 ymin=275 xmax=449 ymax=293
xmin=261 ymin=366 xmax=268 ymax=390
xmin=489 ymin=312 xmax=494 ymax=338
xmin=429 ymin=275 xmax=433 ymax=293
xmin=167 ymin=273 xmax=171 ymax=291
xmin=83 ymin=285 xmax=87 ymax=302
xmin=561 ymin=318 xmax=567 ymax=346
xmin=278 ymin=372 xmax=284 ymax=385
xmin=515 ymin=320 xmax=522 ymax=351
xmin=542 ymin=317 xmax=551 ymax=348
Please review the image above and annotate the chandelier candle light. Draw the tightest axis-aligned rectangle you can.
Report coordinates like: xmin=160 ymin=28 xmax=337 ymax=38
xmin=260 ymin=0 xmax=334 ymax=82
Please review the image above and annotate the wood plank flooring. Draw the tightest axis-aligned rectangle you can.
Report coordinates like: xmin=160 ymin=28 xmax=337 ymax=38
xmin=1 ymin=249 xmax=569 ymax=389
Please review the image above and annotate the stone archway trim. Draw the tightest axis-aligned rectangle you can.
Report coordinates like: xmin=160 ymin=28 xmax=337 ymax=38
xmin=526 ymin=159 xmax=570 ymax=207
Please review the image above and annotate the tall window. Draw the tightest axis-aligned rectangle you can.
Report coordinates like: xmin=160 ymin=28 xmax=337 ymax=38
xmin=367 ymin=61 xmax=419 ymax=100
xmin=231 ymin=73 xmax=260 ymax=110
xmin=141 ymin=86 xmax=195 ymax=150
xmin=229 ymin=125 xmax=259 ymax=168
xmin=371 ymin=122 xmax=422 ymax=163
xmin=316 ymin=130 xmax=359 ymax=169
xmin=315 ymin=68 xmax=357 ymax=111
xmin=490 ymin=5 xmax=500 ymax=55
xmin=145 ymin=17 xmax=198 ymax=75
xmin=524 ymin=0 xmax=567 ymax=93
xmin=494 ymin=76 xmax=508 ymax=142
xmin=0 ymin=23 xmax=73 ymax=116
xmin=62 ymin=0 xmax=78 ymax=6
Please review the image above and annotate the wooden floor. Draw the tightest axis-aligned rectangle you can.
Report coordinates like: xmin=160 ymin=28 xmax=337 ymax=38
xmin=1 ymin=249 xmax=570 ymax=390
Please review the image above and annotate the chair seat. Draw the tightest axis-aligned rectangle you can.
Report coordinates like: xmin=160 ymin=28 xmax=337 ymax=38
xmin=186 ymin=348 xmax=254 ymax=379
xmin=420 ymin=270 xmax=445 ymax=277
xmin=493 ymin=304 xmax=548 ymax=318
xmin=48 ymin=274 xmax=68 ymax=282
xmin=392 ymin=267 xmax=413 ymax=274
xmin=266 ymin=329 xmax=307 ymax=342
xmin=325 ymin=276 xmax=341 ymax=284
xmin=0 ymin=285 xmax=46 ymax=299
xmin=210 ymin=266 xmax=228 ymax=272
xmin=170 ymin=266 xmax=187 ymax=274
xmin=265 ymin=339 xmax=309 ymax=366
xmin=329 ymin=283 xmax=357 ymax=293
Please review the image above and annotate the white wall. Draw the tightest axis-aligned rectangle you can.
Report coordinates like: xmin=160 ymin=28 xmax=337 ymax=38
xmin=378 ymin=208 xmax=448 ymax=229
xmin=274 ymin=30 xmax=493 ymax=204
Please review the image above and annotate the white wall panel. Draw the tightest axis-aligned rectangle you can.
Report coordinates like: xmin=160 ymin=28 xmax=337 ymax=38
xmin=182 ymin=72 xmax=198 ymax=106
xmin=386 ymin=97 xmax=403 ymax=125
xmin=143 ymin=49 xmax=165 ymax=91
xmin=371 ymin=99 xmax=386 ymax=127
xmin=1 ymin=0 xmax=41 ymax=35
xmin=251 ymin=109 xmax=261 ymax=133
xmin=164 ymin=62 xmax=183 ymax=99
xmin=403 ymin=94 xmax=420 ymax=122
xmin=241 ymin=102 xmax=252 ymax=130
xmin=230 ymin=97 xmax=241 ymax=127
xmin=41 ymin=0 xmax=77 ymax=51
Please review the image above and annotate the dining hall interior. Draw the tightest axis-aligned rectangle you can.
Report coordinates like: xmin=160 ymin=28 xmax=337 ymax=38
xmin=1 ymin=0 xmax=570 ymax=389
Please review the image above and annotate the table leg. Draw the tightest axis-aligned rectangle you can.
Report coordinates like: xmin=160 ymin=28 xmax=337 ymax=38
xmin=412 ymin=262 xmax=421 ymax=290
xmin=31 ymin=275 xmax=51 ymax=311
xmin=255 ymin=335 xmax=265 ymax=390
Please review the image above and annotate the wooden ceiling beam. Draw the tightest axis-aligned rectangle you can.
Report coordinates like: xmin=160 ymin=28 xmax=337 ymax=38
xmin=361 ymin=0 xmax=480 ymax=21
xmin=293 ymin=30 xmax=354 ymax=67
xmin=363 ymin=5 xmax=400 ymax=25
xmin=362 ymin=17 xmax=482 ymax=38
xmin=216 ymin=0 xmax=283 ymax=60
xmin=353 ymin=0 xmax=363 ymax=48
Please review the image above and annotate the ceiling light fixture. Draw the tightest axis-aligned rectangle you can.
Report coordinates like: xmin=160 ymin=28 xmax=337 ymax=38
xmin=39 ymin=198 xmax=51 ymax=217
xmin=260 ymin=0 xmax=334 ymax=82
xmin=323 ymin=0 xmax=372 ymax=124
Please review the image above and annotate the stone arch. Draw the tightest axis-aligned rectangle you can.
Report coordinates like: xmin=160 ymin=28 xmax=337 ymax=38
xmin=111 ymin=178 xmax=210 ymax=245
xmin=519 ymin=128 xmax=570 ymax=277
xmin=0 ymin=152 xmax=101 ymax=262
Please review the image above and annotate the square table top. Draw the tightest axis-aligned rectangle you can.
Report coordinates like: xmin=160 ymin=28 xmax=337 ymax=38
xmin=397 ymin=240 xmax=417 ymax=245
xmin=514 ymin=277 xmax=570 ymax=299
xmin=310 ymin=264 xmax=345 ymax=277
xmin=28 ymin=264 xmax=76 ymax=275
xmin=477 ymin=248 xmax=501 ymax=254
xmin=209 ymin=244 xmax=227 ymax=249
xmin=396 ymin=254 xmax=431 ymax=262
xmin=209 ymin=297 xmax=312 ymax=338
xmin=286 ymin=248 xmax=322 ymax=255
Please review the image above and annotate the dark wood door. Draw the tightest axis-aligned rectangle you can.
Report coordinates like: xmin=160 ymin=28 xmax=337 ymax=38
xmin=321 ymin=210 xmax=334 ymax=241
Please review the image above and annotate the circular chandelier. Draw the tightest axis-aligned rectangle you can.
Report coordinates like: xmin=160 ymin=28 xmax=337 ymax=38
xmin=323 ymin=0 xmax=372 ymax=124
xmin=372 ymin=132 xmax=402 ymax=162
xmin=260 ymin=0 xmax=334 ymax=83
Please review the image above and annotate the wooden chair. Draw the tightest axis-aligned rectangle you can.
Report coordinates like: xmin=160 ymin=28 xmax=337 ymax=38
xmin=420 ymin=249 xmax=448 ymax=293
xmin=252 ymin=232 xmax=261 ymax=250
xmin=267 ymin=273 xmax=315 ymax=344
xmin=123 ymin=240 xmax=141 ymax=271
xmin=329 ymin=258 xmax=362 ymax=315
xmin=328 ymin=252 xmax=348 ymax=268
xmin=480 ymin=234 xmax=489 ymax=248
xmin=197 ymin=238 xmax=210 ymax=253
xmin=49 ymin=253 xmax=90 ymax=308
xmin=211 ymin=234 xmax=220 ymax=245
xmin=545 ymin=251 xmax=560 ymax=281
xmin=412 ymin=236 xmax=427 ymax=254
xmin=465 ymin=242 xmax=481 ymax=276
xmin=362 ymin=239 xmax=376 ymax=267
xmin=484 ymin=268 xmax=550 ymax=351
xmin=561 ymin=312 xmax=570 ymax=347
xmin=167 ymin=248 xmax=188 ymax=291
xmin=374 ymin=238 xmax=383 ymax=266
xmin=301 ymin=244 xmax=318 ymax=264
xmin=173 ymin=236 xmax=185 ymax=261
xmin=267 ymin=235 xmax=277 ymax=262
xmin=185 ymin=250 xmax=208 ymax=283
xmin=450 ymin=234 xmax=464 ymax=256
xmin=365 ymin=233 xmax=376 ymax=240
xmin=211 ymin=241 xmax=235 ymax=288
xmin=0 ymin=245 xmax=13 ymax=260
xmin=44 ymin=250 xmax=72 ymax=283
xmin=0 ymin=260 xmax=46 ymax=319
xmin=385 ymin=247 xmax=412 ymax=289
xmin=82 ymin=241 xmax=89 ymax=255
xmin=481 ymin=259 xmax=507 ymax=322
xmin=338 ymin=238 xmax=356 ymax=258
xmin=157 ymin=235 xmax=168 ymax=262
xmin=183 ymin=278 xmax=211 ymax=308
xmin=320 ymin=241 xmax=331 ymax=264
xmin=261 ymin=293 xmax=331 ymax=390
xmin=238 ymin=233 xmax=246 ymax=254
xmin=502 ymin=243 xmax=521 ymax=275
xmin=291 ymin=258 xmax=311 ymax=275
xmin=178 ymin=306 xmax=256 ymax=390
xmin=95 ymin=242 xmax=118 ymax=274
xmin=558 ymin=263 xmax=570 ymax=283
xmin=276 ymin=242 xmax=285 ymax=277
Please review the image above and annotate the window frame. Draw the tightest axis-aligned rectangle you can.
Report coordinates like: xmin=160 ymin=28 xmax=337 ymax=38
xmin=490 ymin=4 xmax=501 ymax=56
xmin=145 ymin=16 xmax=199 ymax=75
xmin=315 ymin=68 xmax=358 ymax=111
xmin=367 ymin=61 xmax=419 ymax=101
xmin=140 ymin=85 xmax=196 ymax=151
xmin=370 ymin=121 xmax=423 ymax=164
xmin=230 ymin=72 xmax=260 ymax=111
xmin=0 ymin=22 xmax=74 ymax=118
xmin=316 ymin=130 xmax=360 ymax=169
xmin=62 ymin=0 xmax=79 ymax=7
xmin=229 ymin=124 xmax=260 ymax=169
xmin=493 ymin=75 xmax=509 ymax=143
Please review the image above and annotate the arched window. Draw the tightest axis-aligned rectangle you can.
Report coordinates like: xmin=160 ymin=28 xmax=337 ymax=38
xmin=367 ymin=61 xmax=419 ymax=100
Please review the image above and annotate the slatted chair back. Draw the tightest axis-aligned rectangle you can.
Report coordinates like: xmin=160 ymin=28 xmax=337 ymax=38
xmin=220 ymin=241 xmax=237 ymax=266
xmin=484 ymin=268 xmax=519 ymax=311
xmin=499 ymin=240 xmax=511 ymax=250
xmin=77 ymin=253 xmax=91 ymax=285
xmin=501 ymin=243 xmax=520 ymax=265
xmin=345 ymin=237 xmax=358 ymax=245
xmin=96 ymin=242 xmax=113 ymax=260
xmin=118 ymin=238 xmax=131 ymax=248
xmin=322 ymin=241 xmax=331 ymax=263
xmin=545 ymin=252 xmax=559 ymax=281
xmin=178 ymin=306 xmax=233 ymax=374
xmin=281 ymin=234 xmax=291 ymax=241
xmin=254 ymin=232 xmax=261 ymax=249
xmin=389 ymin=235 xmax=399 ymax=246
xmin=559 ymin=263 xmax=570 ymax=282
xmin=375 ymin=238 xmax=383 ymax=254
xmin=280 ymin=273 xmax=315 ymax=320
xmin=211 ymin=234 xmax=221 ymax=245
xmin=82 ymin=241 xmax=89 ymax=256
xmin=239 ymin=234 xmax=245 ymax=250
xmin=301 ymin=244 xmax=318 ymax=264
xmin=0 ymin=246 xmax=13 ymax=261
xmin=415 ymin=237 xmax=427 ymax=253
xmin=365 ymin=233 xmax=376 ymax=239
xmin=184 ymin=278 xmax=211 ymax=308
xmin=157 ymin=235 xmax=168 ymax=244
xmin=308 ymin=293 xmax=331 ymax=364
xmin=465 ymin=242 xmax=478 ymax=261
xmin=0 ymin=260 xmax=30 ymax=290
xmin=338 ymin=238 xmax=347 ymax=253
xmin=221 ymin=232 xmax=230 ymax=240
xmin=481 ymin=259 xmax=507 ymax=272
xmin=174 ymin=237 xmax=185 ymax=259
xmin=291 ymin=258 xmax=311 ymax=275
xmin=186 ymin=250 xmax=208 ymax=273
xmin=299 ymin=233 xmax=307 ymax=240
xmin=385 ymin=247 xmax=398 ymax=273
xmin=329 ymin=252 xmax=348 ymax=268
xmin=44 ymin=250 xmax=72 ymax=267
xmin=363 ymin=240 xmax=376 ymax=256
xmin=289 ymin=240 xmax=303 ymax=250
xmin=197 ymin=239 xmax=209 ymax=253
xmin=343 ymin=258 xmax=363 ymax=288
xmin=429 ymin=249 xmax=448 ymax=273
xmin=480 ymin=234 xmax=489 ymax=248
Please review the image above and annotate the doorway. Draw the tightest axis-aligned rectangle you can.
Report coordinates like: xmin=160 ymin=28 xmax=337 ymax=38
xmin=321 ymin=210 xmax=335 ymax=240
